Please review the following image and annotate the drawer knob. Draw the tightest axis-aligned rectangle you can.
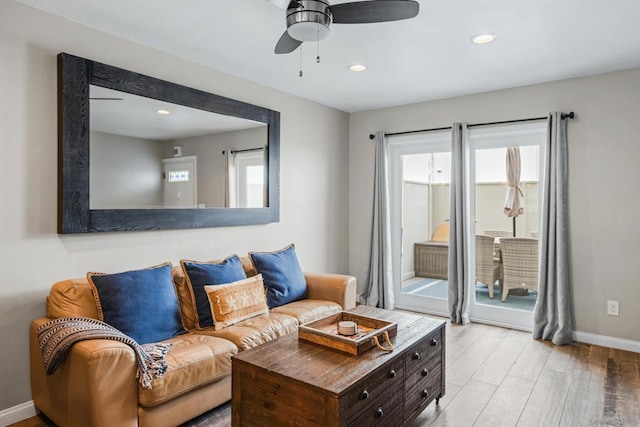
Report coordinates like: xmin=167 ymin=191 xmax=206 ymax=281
xmin=412 ymin=352 xmax=421 ymax=360
xmin=423 ymin=389 xmax=430 ymax=398
xmin=422 ymin=368 xmax=429 ymax=377
xmin=388 ymin=369 xmax=396 ymax=378
xmin=431 ymin=338 xmax=438 ymax=347
xmin=360 ymin=390 xmax=369 ymax=400
xmin=375 ymin=407 xmax=384 ymax=418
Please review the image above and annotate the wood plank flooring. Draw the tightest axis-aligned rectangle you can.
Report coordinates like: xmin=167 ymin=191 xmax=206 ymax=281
xmin=408 ymin=317 xmax=640 ymax=426
xmin=12 ymin=315 xmax=640 ymax=427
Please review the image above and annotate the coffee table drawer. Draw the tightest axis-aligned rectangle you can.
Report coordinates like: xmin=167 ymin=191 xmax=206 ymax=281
xmin=405 ymin=354 xmax=441 ymax=391
xmin=405 ymin=328 xmax=443 ymax=373
xmin=347 ymin=386 xmax=404 ymax=427
xmin=341 ymin=357 xmax=404 ymax=420
xmin=405 ymin=365 xmax=442 ymax=416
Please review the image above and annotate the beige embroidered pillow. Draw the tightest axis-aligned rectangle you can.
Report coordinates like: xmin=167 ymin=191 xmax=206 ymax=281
xmin=204 ymin=275 xmax=268 ymax=331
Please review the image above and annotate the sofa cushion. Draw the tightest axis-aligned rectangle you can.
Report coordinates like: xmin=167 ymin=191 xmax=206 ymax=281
xmin=271 ymin=299 xmax=342 ymax=325
xmin=249 ymin=244 xmax=307 ymax=309
xmin=205 ymin=275 xmax=269 ymax=330
xmin=47 ymin=279 xmax=99 ymax=320
xmin=199 ymin=312 xmax=298 ymax=351
xmin=88 ymin=263 xmax=184 ymax=345
xmin=172 ymin=266 xmax=199 ymax=330
xmin=181 ymin=255 xmax=247 ymax=330
xmin=139 ymin=333 xmax=237 ymax=407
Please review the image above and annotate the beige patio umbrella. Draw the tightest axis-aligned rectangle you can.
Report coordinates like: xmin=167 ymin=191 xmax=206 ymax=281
xmin=504 ymin=147 xmax=524 ymax=236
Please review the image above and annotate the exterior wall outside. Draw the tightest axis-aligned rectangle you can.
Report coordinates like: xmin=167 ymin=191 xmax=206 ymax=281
xmin=350 ymin=67 xmax=640 ymax=343
xmin=0 ymin=1 xmax=349 ymax=411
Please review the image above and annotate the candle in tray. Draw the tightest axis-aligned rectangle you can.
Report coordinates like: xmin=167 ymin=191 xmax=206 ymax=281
xmin=338 ymin=320 xmax=357 ymax=336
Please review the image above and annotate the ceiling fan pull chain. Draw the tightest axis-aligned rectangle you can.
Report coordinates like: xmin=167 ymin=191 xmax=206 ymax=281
xmin=316 ymin=25 xmax=321 ymax=64
xmin=299 ymin=45 xmax=303 ymax=77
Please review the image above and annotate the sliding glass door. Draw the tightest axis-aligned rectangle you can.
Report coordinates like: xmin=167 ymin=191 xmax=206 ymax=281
xmin=388 ymin=122 xmax=546 ymax=330
xmin=388 ymin=131 xmax=451 ymax=316
xmin=467 ymin=122 xmax=546 ymax=330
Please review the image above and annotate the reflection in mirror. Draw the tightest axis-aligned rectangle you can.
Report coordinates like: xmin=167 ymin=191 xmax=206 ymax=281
xmin=58 ymin=52 xmax=280 ymax=233
xmin=90 ymin=86 xmax=268 ymax=209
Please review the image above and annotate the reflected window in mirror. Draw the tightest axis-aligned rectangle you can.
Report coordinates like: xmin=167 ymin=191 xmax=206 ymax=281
xmin=227 ymin=148 xmax=267 ymax=208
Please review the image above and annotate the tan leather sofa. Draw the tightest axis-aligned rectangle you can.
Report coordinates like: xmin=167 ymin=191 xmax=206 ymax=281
xmin=30 ymin=257 xmax=356 ymax=427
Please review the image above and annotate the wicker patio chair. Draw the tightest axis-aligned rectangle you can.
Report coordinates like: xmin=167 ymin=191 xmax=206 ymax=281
xmin=431 ymin=222 xmax=449 ymax=242
xmin=499 ymin=237 xmax=539 ymax=302
xmin=475 ymin=234 xmax=502 ymax=299
xmin=484 ymin=230 xmax=513 ymax=238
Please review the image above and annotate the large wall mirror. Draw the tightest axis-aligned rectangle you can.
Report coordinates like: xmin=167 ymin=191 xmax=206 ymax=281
xmin=58 ymin=53 xmax=280 ymax=233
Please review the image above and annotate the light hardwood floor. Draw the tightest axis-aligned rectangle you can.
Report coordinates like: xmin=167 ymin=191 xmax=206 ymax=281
xmin=13 ymin=316 xmax=640 ymax=427
xmin=409 ymin=315 xmax=640 ymax=426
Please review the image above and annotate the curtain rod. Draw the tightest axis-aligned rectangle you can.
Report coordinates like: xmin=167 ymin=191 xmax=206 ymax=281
xmin=368 ymin=112 xmax=575 ymax=140
xmin=222 ymin=147 xmax=265 ymax=155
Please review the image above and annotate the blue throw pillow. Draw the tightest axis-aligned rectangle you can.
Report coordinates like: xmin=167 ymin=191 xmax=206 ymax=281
xmin=249 ymin=244 xmax=307 ymax=308
xmin=88 ymin=263 xmax=185 ymax=345
xmin=181 ymin=255 xmax=247 ymax=329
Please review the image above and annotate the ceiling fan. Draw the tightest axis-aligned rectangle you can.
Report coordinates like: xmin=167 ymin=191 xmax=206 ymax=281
xmin=272 ymin=0 xmax=420 ymax=54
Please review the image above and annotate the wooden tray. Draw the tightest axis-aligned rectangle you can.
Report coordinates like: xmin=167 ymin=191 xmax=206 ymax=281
xmin=298 ymin=311 xmax=398 ymax=355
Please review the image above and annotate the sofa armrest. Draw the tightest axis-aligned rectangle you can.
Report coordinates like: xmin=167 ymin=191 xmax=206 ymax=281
xmin=30 ymin=318 xmax=139 ymax=427
xmin=304 ymin=273 xmax=356 ymax=310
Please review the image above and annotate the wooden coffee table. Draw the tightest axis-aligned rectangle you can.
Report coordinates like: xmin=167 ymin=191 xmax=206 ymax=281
xmin=231 ymin=306 xmax=445 ymax=426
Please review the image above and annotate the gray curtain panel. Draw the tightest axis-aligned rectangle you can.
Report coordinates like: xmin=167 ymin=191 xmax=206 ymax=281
xmin=361 ymin=131 xmax=394 ymax=309
xmin=533 ymin=112 xmax=573 ymax=345
xmin=448 ymin=123 xmax=471 ymax=324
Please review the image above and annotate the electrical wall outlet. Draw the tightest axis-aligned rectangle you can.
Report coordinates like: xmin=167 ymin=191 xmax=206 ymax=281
xmin=607 ymin=300 xmax=620 ymax=316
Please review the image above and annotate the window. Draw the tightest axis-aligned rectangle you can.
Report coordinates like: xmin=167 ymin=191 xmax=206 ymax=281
xmin=228 ymin=149 xmax=265 ymax=208
xmin=168 ymin=170 xmax=190 ymax=183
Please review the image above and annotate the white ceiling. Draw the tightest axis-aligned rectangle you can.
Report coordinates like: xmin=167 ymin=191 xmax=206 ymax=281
xmin=17 ymin=0 xmax=640 ymax=113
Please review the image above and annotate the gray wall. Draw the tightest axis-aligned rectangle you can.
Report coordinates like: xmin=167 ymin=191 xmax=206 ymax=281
xmin=0 ymin=1 xmax=349 ymax=411
xmin=350 ymin=67 xmax=640 ymax=343
xmin=90 ymin=131 xmax=164 ymax=208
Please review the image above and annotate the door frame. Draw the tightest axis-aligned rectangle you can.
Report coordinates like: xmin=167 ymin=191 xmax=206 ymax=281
xmin=466 ymin=122 xmax=547 ymax=331
xmin=388 ymin=131 xmax=451 ymax=316
xmin=162 ymin=156 xmax=198 ymax=208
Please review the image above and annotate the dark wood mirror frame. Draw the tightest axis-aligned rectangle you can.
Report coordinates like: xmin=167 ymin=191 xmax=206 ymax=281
xmin=58 ymin=52 xmax=280 ymax=233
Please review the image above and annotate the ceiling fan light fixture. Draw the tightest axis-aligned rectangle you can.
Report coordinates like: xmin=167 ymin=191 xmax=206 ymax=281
xmin=349 ymin=64 xmax=367 ymax=72
xmin=275 ymin=0 xmax=420 ymax=54
xmin=471 ymin=33 xmax=497 ymax=44
xmin=286 ymin=0 xmax=332 ymax=42
xmin=288 ymin=21 xmax=331 ymax=42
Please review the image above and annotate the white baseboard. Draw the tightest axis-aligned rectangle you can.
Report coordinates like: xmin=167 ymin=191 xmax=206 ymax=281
xmin=0 ymin=400 xmax=35 ymax=426
xmin=573 ymin=331 xmax=640 ymax=353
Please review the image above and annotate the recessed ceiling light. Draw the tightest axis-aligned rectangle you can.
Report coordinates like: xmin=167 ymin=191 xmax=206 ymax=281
xmin=156 ymin=109 xmax=171 ymax=115
xmin=471 ymin=33 xmax=497 ymax=44
xmin=349 ymin=64 xmax=367 ymax=72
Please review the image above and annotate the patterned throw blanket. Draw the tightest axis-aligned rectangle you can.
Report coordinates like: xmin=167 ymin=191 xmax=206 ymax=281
xmin=37 ymin=317 xmax=172 ymax=390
